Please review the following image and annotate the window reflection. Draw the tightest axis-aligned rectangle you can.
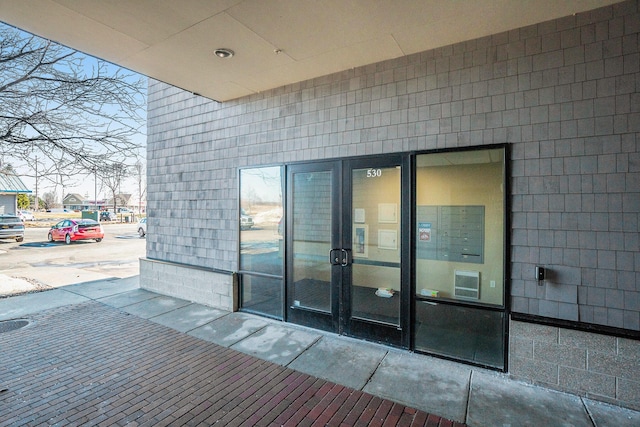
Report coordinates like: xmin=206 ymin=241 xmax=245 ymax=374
xmin=291 ymin=170 xmax=332 ymax=313
xmin=239 ymin=166 xmax=284 ymax=276
xmin=415 ymin=302 xmax=504 ymax=368
xmin=241 ymin=274 xmax=283 ymax=318
xmin=239 ymin=166 xmax=284 ymax=318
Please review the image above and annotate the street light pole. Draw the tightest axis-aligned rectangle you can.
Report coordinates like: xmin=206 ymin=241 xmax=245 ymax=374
xmin=94 ymin=167 xmax=97 ymax=211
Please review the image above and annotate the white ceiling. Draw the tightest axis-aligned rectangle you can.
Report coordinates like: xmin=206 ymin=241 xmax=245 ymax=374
xmin=0 ymin=0 xmax=621 ymax=102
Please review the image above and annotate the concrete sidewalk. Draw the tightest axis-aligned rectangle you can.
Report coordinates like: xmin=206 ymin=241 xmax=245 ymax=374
xmin=1 ymin=276 xmax=639 ymax=426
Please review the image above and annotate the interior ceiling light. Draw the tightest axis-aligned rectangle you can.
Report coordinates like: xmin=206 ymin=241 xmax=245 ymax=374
xmin=214 ymin=48 xmax=234 ymax=58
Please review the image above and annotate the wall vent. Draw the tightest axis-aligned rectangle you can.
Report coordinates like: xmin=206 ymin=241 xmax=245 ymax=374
xmin=454 ymin=270 xmax=480 ymax=300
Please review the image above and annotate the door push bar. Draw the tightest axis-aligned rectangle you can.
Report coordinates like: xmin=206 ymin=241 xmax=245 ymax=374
xmin=329 ymin=248 xmax=351 ymax=266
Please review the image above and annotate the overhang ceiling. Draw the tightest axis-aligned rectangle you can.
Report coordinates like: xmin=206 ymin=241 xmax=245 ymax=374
xmin=0 ymin=0 xmax=621 ymax=102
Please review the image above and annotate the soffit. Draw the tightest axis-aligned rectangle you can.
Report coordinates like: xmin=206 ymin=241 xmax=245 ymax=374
xmin=0 ymin=0 xmax=621 ymax=102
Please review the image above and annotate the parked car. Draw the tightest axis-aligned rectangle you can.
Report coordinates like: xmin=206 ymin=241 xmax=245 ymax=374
xmin=0 ymin=214 xmax=24 ymax=242
xmin=240 ymin=209 xmax=254 ymax=230
xmin=138 ymin=217 xmax=147 ymax=237
xmin=18 ymin=210 xmax=36 ymax=221
xmin=100 ymin=211 xmax=116 ymax=221
xmin=47 ymin=219 xmax=104 ymax=244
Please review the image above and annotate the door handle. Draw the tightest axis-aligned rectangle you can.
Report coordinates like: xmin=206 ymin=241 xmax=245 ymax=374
xmin=329 ymin=249 xmax=341 ymax=266
xmin=341 ymin=249 xmax=350 ymax=267
xmin=329 ymin=249 xmax=351 ymax=266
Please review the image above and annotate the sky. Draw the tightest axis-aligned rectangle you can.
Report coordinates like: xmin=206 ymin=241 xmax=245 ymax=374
xmin=1 ymin=22 xmax=147 ymax=204
xmin=17 ymin=142 xmax=146 ymax=203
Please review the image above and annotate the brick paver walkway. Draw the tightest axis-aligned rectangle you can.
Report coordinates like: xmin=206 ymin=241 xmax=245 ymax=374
xmin=0 ymin=302 xmax=465 ymax=426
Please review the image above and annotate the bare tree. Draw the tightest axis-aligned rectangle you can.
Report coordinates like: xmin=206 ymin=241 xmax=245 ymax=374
xmin=134 ymin=161 xmax=146 ymax=214
xmin=0 ymin=162 xmax=15 ymax=174
xmin=0 ymin=23 xmax=146 ymax=176
xmin=42 ymin=191 xmax=57 ymax=211
xmin=102 ymin=163 xmax=128 ymax=213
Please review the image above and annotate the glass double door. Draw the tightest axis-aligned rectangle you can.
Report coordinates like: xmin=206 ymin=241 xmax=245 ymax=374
xmin=286 ymin=156 xmax=407 ymax=347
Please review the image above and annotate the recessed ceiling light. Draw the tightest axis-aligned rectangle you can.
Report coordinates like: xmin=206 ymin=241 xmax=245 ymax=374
xmin=214 ymin=48 xmax=234 ymax=58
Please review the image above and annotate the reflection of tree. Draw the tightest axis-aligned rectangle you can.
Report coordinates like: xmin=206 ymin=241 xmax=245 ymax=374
xmin=244 ymin=188 xmax=260 ymax=213
xmin=241 ymin=167 xmax=283 ymax=205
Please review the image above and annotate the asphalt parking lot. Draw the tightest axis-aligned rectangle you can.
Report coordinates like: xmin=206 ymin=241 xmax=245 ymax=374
xmin=0 ymin=223 xmax=145 ymax=297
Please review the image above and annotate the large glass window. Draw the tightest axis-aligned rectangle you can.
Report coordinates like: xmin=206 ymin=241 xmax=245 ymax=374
xmin=239 ymin=166 xmax=284 ymax=318
xmin=351 ymin=165 xmax=401 ymax=326
xmin=414 ymin=148 xmax=506 ymax=368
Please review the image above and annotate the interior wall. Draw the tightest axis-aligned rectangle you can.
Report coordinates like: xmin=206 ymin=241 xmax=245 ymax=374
xmin=352 ymin=166 xmax=401 ymax=290
xmin=416 ymin=161 xmax=504 ymax=305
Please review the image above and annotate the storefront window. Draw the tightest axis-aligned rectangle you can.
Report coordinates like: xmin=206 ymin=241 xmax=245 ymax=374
xmin=238 ymin=149 xmax=506 ymax=367
xmin=239 ymin=166 xmax=284 ymax=318
xmin=414 ymin=148 xmax=506 ymax=368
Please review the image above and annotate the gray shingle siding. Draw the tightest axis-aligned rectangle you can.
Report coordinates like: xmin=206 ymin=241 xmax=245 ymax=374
xmin=147 ymin=0 xmax=640 ymax=332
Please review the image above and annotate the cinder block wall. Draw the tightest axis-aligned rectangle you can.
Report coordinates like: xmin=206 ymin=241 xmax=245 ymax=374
xmin=146 ymin=0 xmax=640 ymax=408
xmin=140 ymin=258 xmax=237 ymax=312
xmin=510 ymin=320 xmax=640 ymax=409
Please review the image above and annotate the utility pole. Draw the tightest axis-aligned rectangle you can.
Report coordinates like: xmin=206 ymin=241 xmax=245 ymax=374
xmin=94 ymin=167 xmax=98 ymax=211
xmin=136 ymin=161 xmax=142 ymax=215
xmin=34 ymin=156 xmax=38 ymax=211
xmin=59 ymin=165 xmax=65 ymax=209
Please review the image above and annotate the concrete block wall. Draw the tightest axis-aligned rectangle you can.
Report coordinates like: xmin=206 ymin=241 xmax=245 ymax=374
xmin=146 ymin=0 xmax=640 ymax=407
xmin=140 ymin=258 xmax=237 ymax=311
xmin=510 ymin=319 xmax=640 ymax=409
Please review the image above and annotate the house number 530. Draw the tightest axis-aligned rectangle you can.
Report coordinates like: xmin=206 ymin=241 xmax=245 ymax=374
xmin=366 ymin=168 xmax=382 ymax=178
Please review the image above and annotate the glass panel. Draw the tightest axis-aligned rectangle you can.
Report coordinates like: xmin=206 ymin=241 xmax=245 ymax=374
xmin=414 ymin=147 xmax=505 ymax=369
xmin=415 ymin=148 xmax=505 ymax=306
xmin=415 ymin=302 xmax=504 ymax=369
xmin=239 ymin=166 xmax=284 ymax=276
xmin=239 ymin=166 xmax=284 ymax=318
xmin=291 ymin=170 xmax=332 ymax=313
xmin=241 ymin=274 xmax=283 ymax=318
xmin=351 ymin=166 xmax=401 ymax=326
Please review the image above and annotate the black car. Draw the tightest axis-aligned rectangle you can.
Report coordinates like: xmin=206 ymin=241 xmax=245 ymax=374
xmin=0 ymin=214 xmax=25 ymax=242
xmin=100 ymin=211 xmax=116 ymax=221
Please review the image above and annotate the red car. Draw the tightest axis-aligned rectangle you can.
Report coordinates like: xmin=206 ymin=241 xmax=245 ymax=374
xmin=48 ymin=219 xmax=104 ymax=244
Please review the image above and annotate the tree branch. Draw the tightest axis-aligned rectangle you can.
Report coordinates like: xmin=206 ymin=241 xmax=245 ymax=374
xmin=0 ymin=24 xmax=146 ymax=176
